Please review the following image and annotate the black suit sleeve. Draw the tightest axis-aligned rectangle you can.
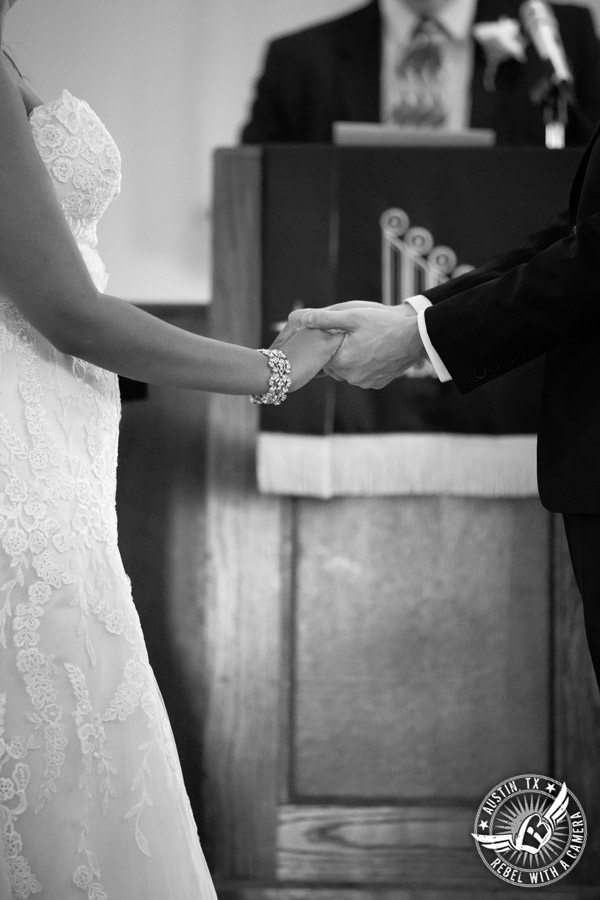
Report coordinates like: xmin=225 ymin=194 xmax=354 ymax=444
xmin=423 ymin=210 xmax=600 ymax=393
xmin=425 ymin=210 xmax=571 ymax=304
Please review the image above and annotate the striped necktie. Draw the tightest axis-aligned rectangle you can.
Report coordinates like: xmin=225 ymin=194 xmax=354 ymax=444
xmin=391 ymin=17 xmax=448 ymax=128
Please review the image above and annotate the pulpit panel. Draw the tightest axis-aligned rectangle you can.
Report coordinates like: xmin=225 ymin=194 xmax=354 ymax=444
xmin=292 ymin=496 xmax=549 ymax=800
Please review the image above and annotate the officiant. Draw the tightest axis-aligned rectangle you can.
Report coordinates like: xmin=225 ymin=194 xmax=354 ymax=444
xmin=241 ymin=0 xmax=600 ymax=147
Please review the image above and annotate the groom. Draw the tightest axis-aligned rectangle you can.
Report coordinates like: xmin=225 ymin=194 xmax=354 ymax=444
xmin=276 ymin=114 xmax=600 ymax=691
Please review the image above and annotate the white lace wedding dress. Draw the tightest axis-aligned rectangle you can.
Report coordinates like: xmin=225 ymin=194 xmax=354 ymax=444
xmin=0 ymin=91 xmax=218 ymax=900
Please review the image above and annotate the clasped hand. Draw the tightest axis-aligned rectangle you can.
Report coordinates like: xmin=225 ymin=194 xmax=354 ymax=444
xmin=272 ymin=301 xmax=426 ymax=390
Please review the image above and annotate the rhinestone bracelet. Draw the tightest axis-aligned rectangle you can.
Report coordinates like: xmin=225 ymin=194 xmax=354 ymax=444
xmin=250 ymin=348 xmax=292 ymax=405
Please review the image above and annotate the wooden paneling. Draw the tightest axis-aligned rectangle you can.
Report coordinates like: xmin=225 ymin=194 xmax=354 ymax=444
xmin=217 ymin=888 xmax=600 ymax=900
xmin=293 ymin=496 xmax=550 ymax=799
xmin=203 ymin=149 xmax=286 ymax=879
xmin=277 ymin=805 xmax=488 ymax=885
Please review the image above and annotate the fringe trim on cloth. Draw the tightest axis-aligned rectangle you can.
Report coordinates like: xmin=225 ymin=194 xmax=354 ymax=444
xmin=257 ymin=432 xmax=538 ymax=498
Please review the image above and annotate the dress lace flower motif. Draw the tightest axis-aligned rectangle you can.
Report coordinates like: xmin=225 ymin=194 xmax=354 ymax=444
xmin=51 ymin=157 xmax=75 ymax=183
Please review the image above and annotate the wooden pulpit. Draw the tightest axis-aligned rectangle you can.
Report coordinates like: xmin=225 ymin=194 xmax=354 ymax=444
xmin=201 ymin=146 xmax=600 ymax=899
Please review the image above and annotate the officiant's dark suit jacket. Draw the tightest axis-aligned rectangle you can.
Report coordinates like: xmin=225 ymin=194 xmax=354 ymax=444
xmin=241 ymin=0 xmax=600 ymax=146
xmin=421 ymin=115 xmax=600 ymax=512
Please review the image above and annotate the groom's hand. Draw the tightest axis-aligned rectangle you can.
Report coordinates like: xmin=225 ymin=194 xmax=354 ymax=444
xmin=271 ymin=301 xmax=384 ymax=380
xmin=300 ymin=301 xmax=426 ymax=389
xmin=273 ymin=301 xmax=383 ymax=345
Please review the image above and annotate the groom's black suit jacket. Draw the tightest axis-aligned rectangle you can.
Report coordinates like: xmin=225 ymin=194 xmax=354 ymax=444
xmin=241 ymin=0 xmax=600 ymax=146
xmin=423 ymin=116 xmax=600 ymax=513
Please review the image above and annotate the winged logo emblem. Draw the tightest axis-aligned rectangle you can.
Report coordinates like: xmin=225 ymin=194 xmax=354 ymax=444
xmin=472 ymin=782 xmax=569 ymax=855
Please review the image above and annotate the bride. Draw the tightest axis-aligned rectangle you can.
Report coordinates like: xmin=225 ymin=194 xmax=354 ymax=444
xmin=0 ymin=1 xmax=342 ymax=897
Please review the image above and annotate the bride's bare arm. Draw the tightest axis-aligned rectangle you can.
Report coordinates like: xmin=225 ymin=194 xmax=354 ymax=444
xmin=0 ymin=54 xmax=341 ymax=394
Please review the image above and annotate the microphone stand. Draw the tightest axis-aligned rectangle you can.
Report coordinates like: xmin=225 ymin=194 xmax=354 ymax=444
xmin=530 ymin=76 xmax=575 ymax=149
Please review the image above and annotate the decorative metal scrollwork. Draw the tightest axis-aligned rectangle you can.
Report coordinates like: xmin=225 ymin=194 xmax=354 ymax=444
xmin=381 ymin=207 xmax=473 ymax=305
xmin=381 ymin=208 xmax=474 ymax=377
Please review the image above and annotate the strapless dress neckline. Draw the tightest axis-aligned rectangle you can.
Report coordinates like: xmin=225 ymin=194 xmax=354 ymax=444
xmin=28 ymin=87 xmax=69 ymax=119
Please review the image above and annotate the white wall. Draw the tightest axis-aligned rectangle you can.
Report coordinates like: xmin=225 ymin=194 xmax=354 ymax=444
xmin=5 ymin=0 xmax=599 ymax=302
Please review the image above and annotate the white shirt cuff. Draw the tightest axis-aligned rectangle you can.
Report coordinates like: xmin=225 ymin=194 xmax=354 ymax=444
xmin=403 ymin=296 xmax=452 ymax=383
xmin=404 ymin=294 xmax=430 ymax=314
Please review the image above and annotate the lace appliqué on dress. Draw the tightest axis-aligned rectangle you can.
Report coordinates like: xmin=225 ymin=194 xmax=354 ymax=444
xmin=29 ymin=90 xmax=121 ymax=250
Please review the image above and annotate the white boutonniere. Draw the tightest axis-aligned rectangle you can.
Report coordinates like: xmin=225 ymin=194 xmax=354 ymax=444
xmin=473 ymin=17 xmax=527 ymax=92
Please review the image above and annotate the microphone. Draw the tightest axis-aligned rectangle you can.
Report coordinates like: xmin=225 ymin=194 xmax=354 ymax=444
xmin=520 ymin=0 xmax=574 ymax=90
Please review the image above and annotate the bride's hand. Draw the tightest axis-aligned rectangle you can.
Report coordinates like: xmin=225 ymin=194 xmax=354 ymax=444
xmin=270 ymin=323 xmax=344 ymax=392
